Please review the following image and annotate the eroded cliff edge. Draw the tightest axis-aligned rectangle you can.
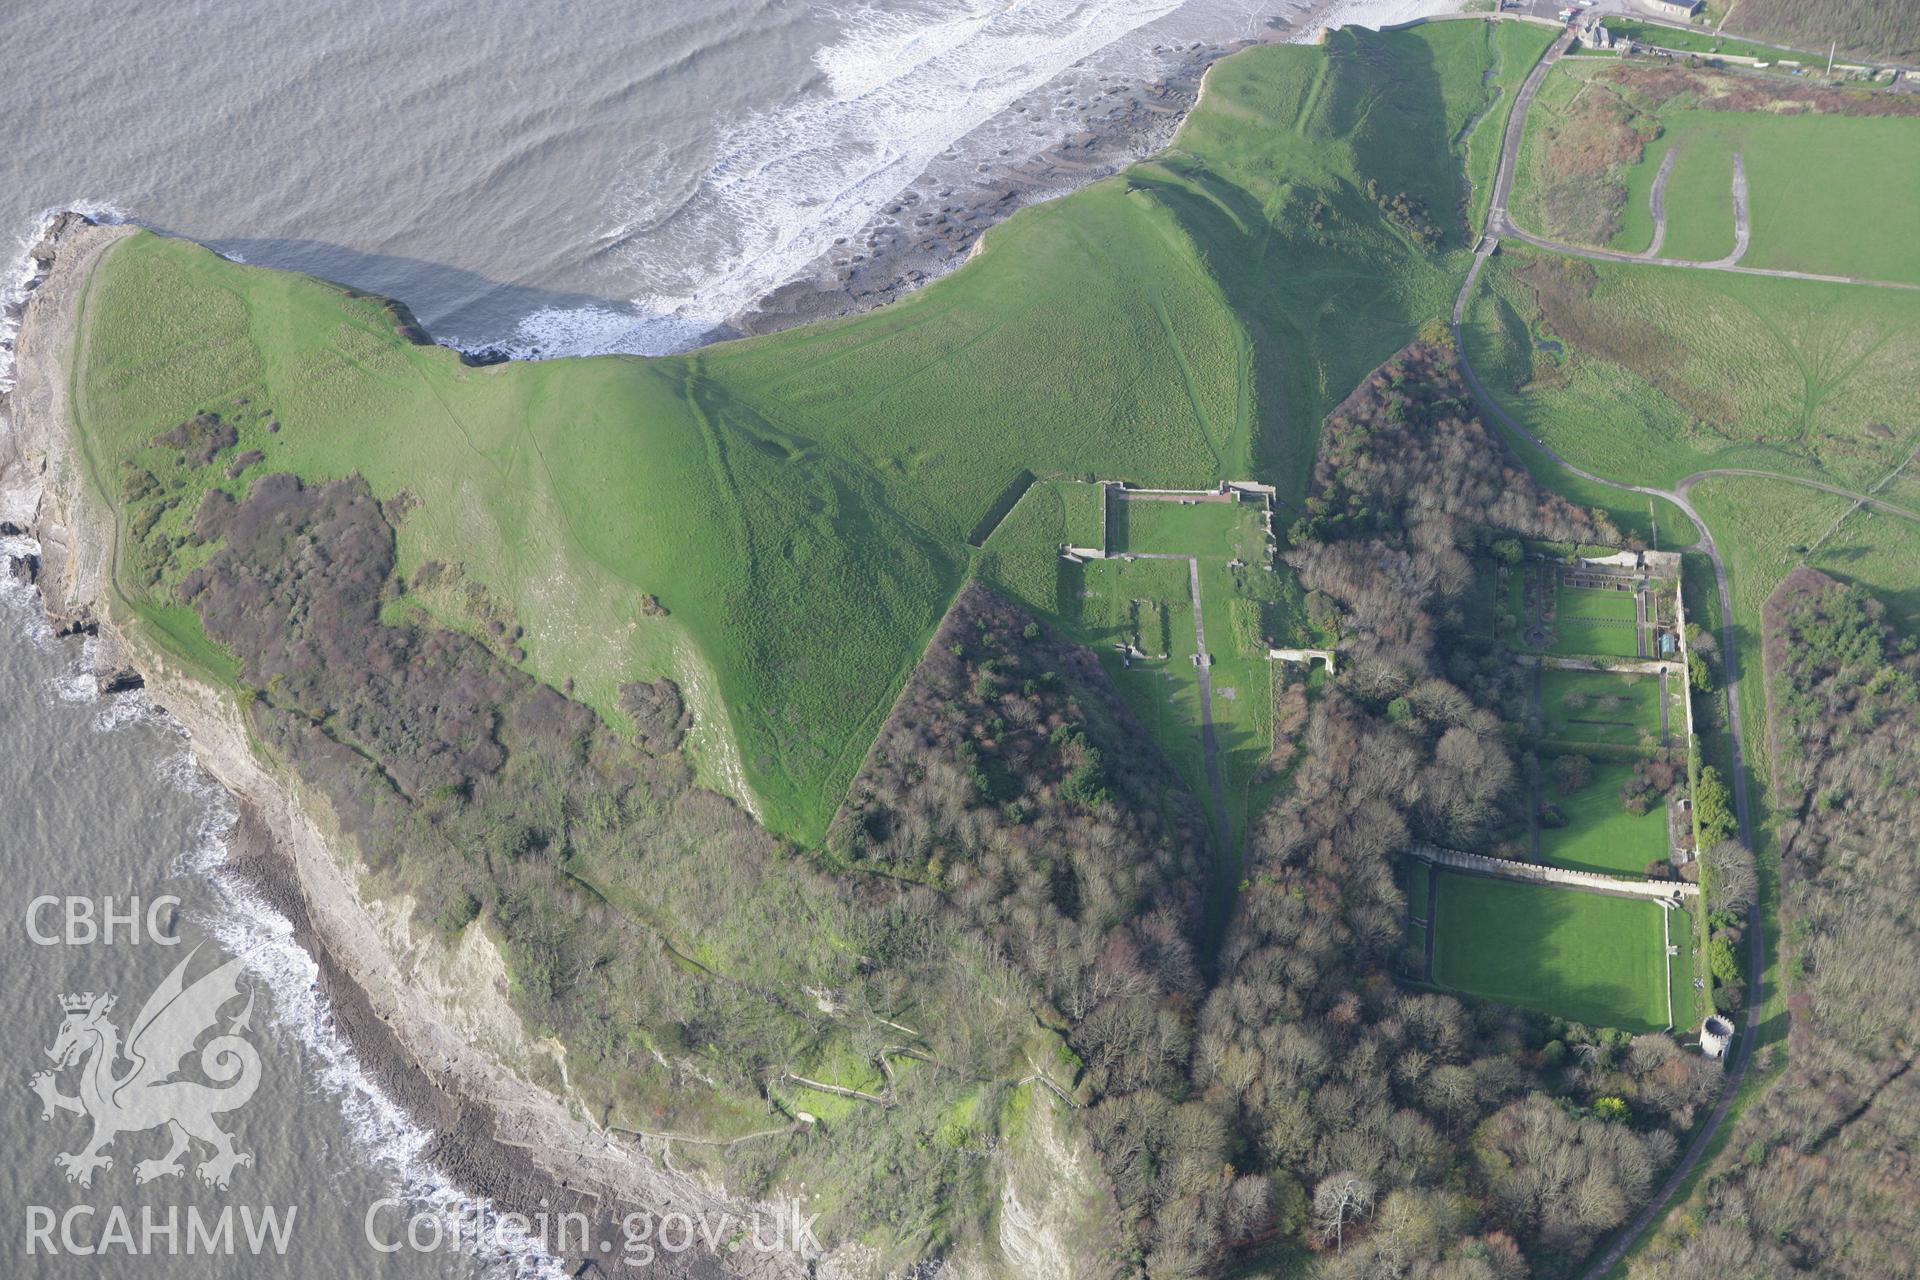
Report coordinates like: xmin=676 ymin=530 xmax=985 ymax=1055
xmin=0 ymin=214 xmax=815 ymax=1278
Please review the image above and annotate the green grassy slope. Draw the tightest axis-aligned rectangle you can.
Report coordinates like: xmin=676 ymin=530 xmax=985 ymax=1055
xmin=73 ymin=237 xmax=962 ymax=838
xmin=71 ymin=20 xmax=1550 ymax=844
xmin=1463 ymin=246 xmax=1920 ymax=492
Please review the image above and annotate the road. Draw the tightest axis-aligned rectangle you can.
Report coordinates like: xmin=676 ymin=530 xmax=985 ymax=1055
xmin=1711 ymin=153 xmax=1752 ymax=268
xmin=1457 ymin=31 xmax=1770 ymax=1277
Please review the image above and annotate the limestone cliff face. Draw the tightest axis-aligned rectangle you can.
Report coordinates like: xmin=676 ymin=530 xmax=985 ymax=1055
xmin=992 ymin=1093 xmax=1124 ymax=1280
xmin=4 ymin=214 xmax=1147 ymax=1280
xmin=0 ymin=214 xmax=816 ymax=1278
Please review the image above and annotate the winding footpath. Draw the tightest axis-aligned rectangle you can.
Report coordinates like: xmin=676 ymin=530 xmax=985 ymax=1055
xmin=1459 ymin=31 xmax=1775 ymax=1277
xmin=1487 ymin=33 xmax=1919 ymax=292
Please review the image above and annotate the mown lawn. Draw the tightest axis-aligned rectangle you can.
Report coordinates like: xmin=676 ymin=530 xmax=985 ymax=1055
xmin=1060 ymin=480 xmax=1107 ymax=549
xmin=1540 ymin=667 xmax=1665 ymax=747
xmin=1432 ymin=872 xmax=1672 ymax=1032
xmin=1540 ymin=760 xmax=1670 ymax=876
xmin=1549 ymin=584 xmax=1642 ymax=658
xmin=1111 ymin=495 xmax=1264 ymax=558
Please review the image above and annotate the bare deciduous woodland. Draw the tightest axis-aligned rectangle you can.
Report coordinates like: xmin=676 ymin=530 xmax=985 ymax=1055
xmin=1631 ymin=571 xmax=1920 ymax=1278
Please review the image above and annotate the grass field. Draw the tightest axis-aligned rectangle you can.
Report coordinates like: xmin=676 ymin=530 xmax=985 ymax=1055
xmin=1550 ymin=583 xmax=1643 ymax=657
xmin=1540 ymin=760 xmax=1670 ymax=876
xmin=1432 ymin=871 xmax=1673 ymax=1032
xmin=1462 ymin=246 xmax=1920 ymax=493
xmin=1060 ymin=480 xmax=1107 ymax=549
xmin=1646 ymin=136 xmax=1735 ymax=263
xmin=72 ymin=20 xmax=1545 ymax=843
xmin=1615 ymin=111 xmax=1920 ymax=281
xmin=1815 ymin=504 xmax=1920 ymax=634
xmin=1613 ymin=128 xmax=1738 ymax=259
xmin=1540 ymin=668 xmax=1666 ymax=748
xmin=1111 ymin=495 xmax=1265 ymax=558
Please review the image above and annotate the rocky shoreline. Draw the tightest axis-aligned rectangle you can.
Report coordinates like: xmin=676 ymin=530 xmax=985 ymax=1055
xmin=0 ymin=214 xmax=813 ymax=1279
xmin=725 ymin=0 xmax=1453 ymax=339
xmin=729 ymin=31 xmax=1269 ymax=337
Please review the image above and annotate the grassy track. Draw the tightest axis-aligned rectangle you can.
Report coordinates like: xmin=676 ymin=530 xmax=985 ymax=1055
xmin=1670 ymin=900 xmax=1703 ymax=1032
xmin=1432 ymin=871 xmax=1672 ymax=1032
xmin=73 ymin=21 xmax=1544 ymax=842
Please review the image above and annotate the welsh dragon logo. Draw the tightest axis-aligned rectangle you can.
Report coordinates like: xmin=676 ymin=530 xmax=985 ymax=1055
xmin=30 ymin=946 xmax=262 ymax=1190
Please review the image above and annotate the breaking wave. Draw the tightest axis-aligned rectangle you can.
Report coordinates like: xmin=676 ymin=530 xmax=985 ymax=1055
xmin=170 ymin=769 xmax=565 ymax=1280
xmin=599 ymin=0 xmax=1194 ymax=336
xmin=0 ymin=207 xmax=562 ymax=1278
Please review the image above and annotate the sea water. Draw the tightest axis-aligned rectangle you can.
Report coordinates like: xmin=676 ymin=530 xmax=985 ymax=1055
xmin=0 ymin=0 xmax=1450 ymax=1273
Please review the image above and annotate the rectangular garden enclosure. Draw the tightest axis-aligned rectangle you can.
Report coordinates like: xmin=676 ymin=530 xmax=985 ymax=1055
xmin=1431 ymin=871 xmax=1673 ymax=1032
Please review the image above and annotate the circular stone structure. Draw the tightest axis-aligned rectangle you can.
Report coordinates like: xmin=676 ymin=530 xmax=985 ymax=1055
xmin=1700 ymin=1015 xmax=1734 ymax=1060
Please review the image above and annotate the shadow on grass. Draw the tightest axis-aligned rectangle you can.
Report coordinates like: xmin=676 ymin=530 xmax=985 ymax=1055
xmin=1433 ymin=870 xmax=1671 ymax=1033
xmin=167 ymin=230 xmax=658 ymax=349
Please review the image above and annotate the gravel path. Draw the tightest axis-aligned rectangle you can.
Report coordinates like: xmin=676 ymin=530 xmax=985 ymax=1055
xmin=1642 ymin=147 xmax=1678 ymax=259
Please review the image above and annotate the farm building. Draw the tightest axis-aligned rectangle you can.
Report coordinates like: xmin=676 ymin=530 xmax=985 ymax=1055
xmin=1640 ymin=0 xmax=1703 ymax=17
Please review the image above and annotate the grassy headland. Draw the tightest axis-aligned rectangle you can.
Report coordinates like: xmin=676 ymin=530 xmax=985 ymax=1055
xmin=73 ymin=19 xmax=1552 ymax=843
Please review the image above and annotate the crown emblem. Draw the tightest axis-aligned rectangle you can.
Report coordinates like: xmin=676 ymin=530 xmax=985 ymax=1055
xmin=60 ymin=992 xmax=96 ymax=1013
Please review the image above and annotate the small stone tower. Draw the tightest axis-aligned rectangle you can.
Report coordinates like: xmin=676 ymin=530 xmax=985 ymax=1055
xmin=1700 ymin=1015 xmax=1734 ymax=1061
